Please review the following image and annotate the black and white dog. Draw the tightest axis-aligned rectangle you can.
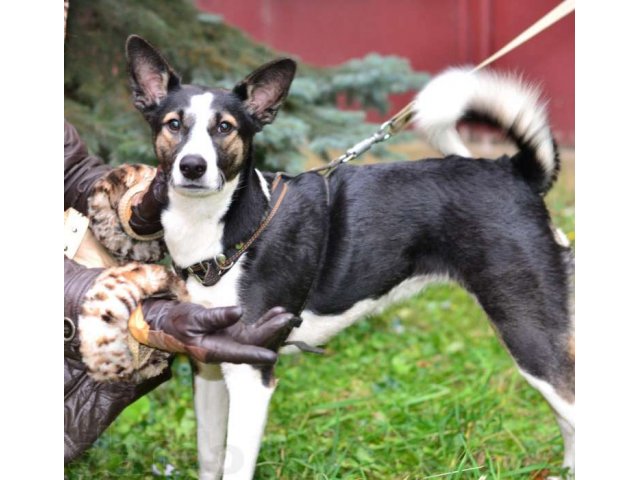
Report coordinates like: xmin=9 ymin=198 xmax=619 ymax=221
xmin=126 ymin=35 xmax=574 ymax=479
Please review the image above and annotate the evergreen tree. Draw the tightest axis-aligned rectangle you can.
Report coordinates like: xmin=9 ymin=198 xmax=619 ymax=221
xmin=65 ymin=0 xmax=429 ymax=172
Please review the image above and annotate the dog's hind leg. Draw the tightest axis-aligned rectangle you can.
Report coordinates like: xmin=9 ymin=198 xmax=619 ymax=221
xmin=220 ymin=362 xmax=276 ymax=480
xmin=461 ymin=244 xmax=575 ymax=475
xmin=486 ymin=308 xmax=574 ymax=476
xmin=518 ymin=261 xmax=575 ymax=478
xmin=518 ymin=368 xmax=575 ymax=476
xmin=194 ymin=363 xmax=230 ymax=480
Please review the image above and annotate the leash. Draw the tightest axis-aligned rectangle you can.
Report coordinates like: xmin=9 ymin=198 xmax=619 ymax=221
xmin=473 ymin=0 xmax=575 ymax=72
xmin=308 ymin=0 xmax=575 ymax=176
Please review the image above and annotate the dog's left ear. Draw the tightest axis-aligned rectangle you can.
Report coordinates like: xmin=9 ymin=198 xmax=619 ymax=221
xmin=233 ymin=58 xmax=296 ymax=127
xmin=126 ymin=35 xmax=181 ymax=113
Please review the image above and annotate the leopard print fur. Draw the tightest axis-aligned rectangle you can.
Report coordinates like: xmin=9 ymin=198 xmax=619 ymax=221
xmin=87 ymin=164 xmax=166 ymax=263
xmin=78 ymin=262 xmax=189 ymax=382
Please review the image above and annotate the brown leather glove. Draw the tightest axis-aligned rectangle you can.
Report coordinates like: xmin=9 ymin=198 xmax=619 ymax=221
xmin=140 ymin=300 xmax=301 ymax=365
xmin=129 ymin=166 xmax=169 ymax=236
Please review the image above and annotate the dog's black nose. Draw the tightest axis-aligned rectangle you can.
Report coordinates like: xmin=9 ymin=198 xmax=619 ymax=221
xmin=180 ymin=155 xmax=207 ymax=180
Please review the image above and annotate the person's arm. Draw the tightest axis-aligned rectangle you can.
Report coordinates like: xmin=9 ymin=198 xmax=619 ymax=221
xmin=64 ymin=120 xmax=299 ymax=380
xmin=64 ymin=120 xmax=111 ymax=215
xmin=64 ymin=119 xmax=167 ymax=262
xmin=65 ymin=256 xmax=298 ymax=382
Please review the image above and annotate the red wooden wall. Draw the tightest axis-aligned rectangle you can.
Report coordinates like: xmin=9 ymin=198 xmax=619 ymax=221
xmin=196 ymin=0 xmax=574 ymax=145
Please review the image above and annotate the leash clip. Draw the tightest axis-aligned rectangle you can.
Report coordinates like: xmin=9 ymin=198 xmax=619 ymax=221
xmin=376 ymin=119 xmax=394 ymax=140
xmin=344 ymin=123 xmax=392 ymax=160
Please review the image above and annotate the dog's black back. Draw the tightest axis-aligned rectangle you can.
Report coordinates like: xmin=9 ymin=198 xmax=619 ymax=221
xmin=238 ymin=157 xmax=573 ymax=396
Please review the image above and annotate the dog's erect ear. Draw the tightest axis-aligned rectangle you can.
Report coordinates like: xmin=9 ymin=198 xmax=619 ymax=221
xmin=126 ymin=35 xmax=181 ymax=112
xmin=233 ymin=59 xmax=296 ymax=127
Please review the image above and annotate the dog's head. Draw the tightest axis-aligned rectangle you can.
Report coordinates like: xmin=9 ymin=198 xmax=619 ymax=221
xmin=125 ymin=35 xmax=296 ymax=196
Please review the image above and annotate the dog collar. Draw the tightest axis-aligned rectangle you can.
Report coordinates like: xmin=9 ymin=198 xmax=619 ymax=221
xmin=174 ymin=175 xmax=288 ymax=287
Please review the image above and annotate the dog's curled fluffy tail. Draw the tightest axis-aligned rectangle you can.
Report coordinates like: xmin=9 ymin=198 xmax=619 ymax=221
xmin=412 ymin=67 xmax=559 ymax=194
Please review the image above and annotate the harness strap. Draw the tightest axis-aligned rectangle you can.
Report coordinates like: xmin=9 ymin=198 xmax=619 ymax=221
xmin=175 ymin=175 xmax=288 ymax=287
xmin=283 ymin=341 xmax=325 ymax=354
xmin=279 ymin=171 xmax=331 ymax=355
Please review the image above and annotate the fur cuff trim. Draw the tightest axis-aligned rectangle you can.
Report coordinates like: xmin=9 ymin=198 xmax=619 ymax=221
xmin=78 ymin=263 xmax=188 ymax=382
xmin=87 ymin=164 xmax=166 ymax=263
xmin=117 ymin=179 xmax=164 ymax=241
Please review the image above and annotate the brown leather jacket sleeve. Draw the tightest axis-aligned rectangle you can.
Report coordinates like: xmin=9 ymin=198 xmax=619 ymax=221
xmin=64 ymin=256 xmax=102 ymax=360
xmin=64 ymin=120 xmax=111 ymax=215
xmin=63 ymin=257 xmax=173 ymax=464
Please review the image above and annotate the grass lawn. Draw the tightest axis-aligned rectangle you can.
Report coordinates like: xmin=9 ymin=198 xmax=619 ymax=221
xmin=65 ymin=144 xmax=574 ymax=480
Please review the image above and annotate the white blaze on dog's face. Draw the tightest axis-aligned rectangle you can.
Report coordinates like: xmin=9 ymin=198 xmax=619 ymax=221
xmin=125 ymin=35 xmax=296 ymax=198
xmin=148 ymin=85 xmax=252 ymax=197
xmin=163 ymin=91 xmax=245 ymax=195
xmin=172 ymin=92 xmax=221 ymax=193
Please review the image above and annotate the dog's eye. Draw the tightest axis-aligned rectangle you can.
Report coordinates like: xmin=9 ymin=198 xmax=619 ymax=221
xmin=217 ymin=121 xmax=233 ymax=134
xmin=167 ymin=119 xmax=181 ymax=132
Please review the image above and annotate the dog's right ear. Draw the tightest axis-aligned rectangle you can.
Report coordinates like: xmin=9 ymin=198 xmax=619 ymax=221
xmin=233 ymin=58 xmax=296 ymax=128
xmin=126 ymin=35 xmax=181 ymax=113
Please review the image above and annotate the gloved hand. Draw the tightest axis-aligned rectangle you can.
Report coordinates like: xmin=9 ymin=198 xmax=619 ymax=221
xmin=140 ymin=300 xmax=301 ymax=365
xmin=129 ymin=166 xmax=169 ymax=236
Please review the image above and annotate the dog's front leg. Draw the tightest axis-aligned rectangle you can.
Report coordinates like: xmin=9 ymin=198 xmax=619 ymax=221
xmin=220 ymin=362 xmax=276 ymax=480
xmin=194 ymin=363 xmax=230 ymax=480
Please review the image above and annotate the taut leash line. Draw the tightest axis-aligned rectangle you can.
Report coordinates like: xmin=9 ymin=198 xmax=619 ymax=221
xmin=473 ymin=0 xmax=575 ymax=72
xmin=311 ymin=0 xmax=575 ymax=175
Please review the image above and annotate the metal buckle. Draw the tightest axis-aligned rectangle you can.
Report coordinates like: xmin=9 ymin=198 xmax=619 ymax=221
xmin=214 ymin=254 xmax=234 ymax=271
xmin=64 ymin=317 xmax=76 ymax=342
xmin=187 ymin=262 xmax=209 ymax=285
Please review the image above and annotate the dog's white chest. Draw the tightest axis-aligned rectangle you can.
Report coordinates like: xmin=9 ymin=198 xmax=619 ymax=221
xmin=161 ymin=181 xmax=246 ymax=308
xmin=161 ymin=180 xmax=239 ymax=268
xmin=186 ymin=259 xmax=245 ymax=308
